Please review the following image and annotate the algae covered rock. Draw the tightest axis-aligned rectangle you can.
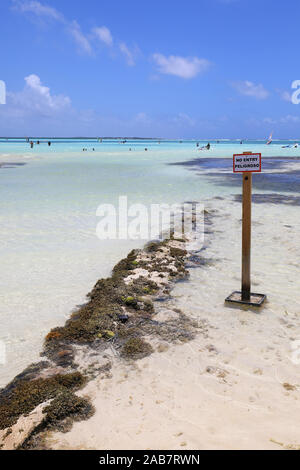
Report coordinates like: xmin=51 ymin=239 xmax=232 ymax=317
xmin=103 ymin=330 xmax=115 ymax=339
xmin=121 ymin=337 xmax=153 ymax=360
xmin=42 ymin=391 xmax=94 ymax=429
xmin=0 ymin=372 xmax=86 ymax=430
xmin=122 ymin=296 xmax=137 ymax=307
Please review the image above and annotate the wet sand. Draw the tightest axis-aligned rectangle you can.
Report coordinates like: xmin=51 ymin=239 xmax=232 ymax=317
xmin=1 ymin=150 xmax=300 ymax=450
xmin=0 ymin=232 xmax=197 ymax=450
xmin=24 ymin=198 xmax=300 ymax=450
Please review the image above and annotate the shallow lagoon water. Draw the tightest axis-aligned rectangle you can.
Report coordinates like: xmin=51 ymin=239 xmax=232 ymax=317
xmin=0 ymin=139 xmax=299 ymax=387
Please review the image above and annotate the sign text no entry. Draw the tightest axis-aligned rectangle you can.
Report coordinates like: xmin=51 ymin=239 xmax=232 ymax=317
xmin=233 ymin=153 xmax=261 ymax=173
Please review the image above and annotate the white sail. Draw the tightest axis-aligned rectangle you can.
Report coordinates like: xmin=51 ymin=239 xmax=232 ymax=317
xmin=266 ymin=132 xmax=273 ymax=145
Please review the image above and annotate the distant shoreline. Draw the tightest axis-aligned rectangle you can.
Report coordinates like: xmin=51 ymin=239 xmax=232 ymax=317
xmin=0 ymin=137 xmax=163 ymax=140
xmin=1 ymin=137 xmax=300 ymax=141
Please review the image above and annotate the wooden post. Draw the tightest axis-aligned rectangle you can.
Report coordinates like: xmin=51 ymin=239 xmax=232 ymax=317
xmin=241 ymin=172 xmax=252 ymax=301
xmin=226 ymin=151 xmax=266 ymax=307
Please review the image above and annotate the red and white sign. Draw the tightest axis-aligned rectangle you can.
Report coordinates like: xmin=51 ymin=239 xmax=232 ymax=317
xmin=233 ymin=153 xmax=261 ymax=173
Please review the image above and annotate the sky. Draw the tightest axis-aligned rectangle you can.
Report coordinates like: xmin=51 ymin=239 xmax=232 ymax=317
xmin=0 ymin=0 xmax=300 ymax=138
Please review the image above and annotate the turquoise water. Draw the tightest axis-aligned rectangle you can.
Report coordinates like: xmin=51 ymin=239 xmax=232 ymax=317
xmin=1 ymin=138 xmax=300 ymax=158
xmin=0 ymin=139 xmax=299 ymax=387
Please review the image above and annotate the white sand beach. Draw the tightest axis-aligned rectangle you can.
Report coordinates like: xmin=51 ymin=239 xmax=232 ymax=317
xmin=42 ymin=198 xmax=300 ymax=451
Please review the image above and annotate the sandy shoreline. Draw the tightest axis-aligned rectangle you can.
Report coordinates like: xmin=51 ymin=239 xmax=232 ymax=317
xmin=47 ymin=198 xmax=300 ymax=451
xmin=1 ymin=198 xmax=300 ymax=451
xmin=0 ymin=220 xmax=199 ymax=450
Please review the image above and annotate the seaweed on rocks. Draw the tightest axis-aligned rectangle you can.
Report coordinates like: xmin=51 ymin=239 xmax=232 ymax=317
xmin=43 ymin=391 xmax=94 ymax=429
xmin=1 ymin=235 xmax=203 ymax=449
xmin=43 ymin=238 xmax=189 ymax=365
xmin=0 ymin=372 xmax=86 ymax=430
xmin=19 ymin=391 xmax=94 ymax=450
xmin=121 ymin=338 xmax=153 ymax=360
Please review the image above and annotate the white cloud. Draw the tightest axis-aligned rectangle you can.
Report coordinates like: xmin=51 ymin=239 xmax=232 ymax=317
xmin=12 ymin=1 xmax=143 ymax=65
xmin=134 ymin=112 xmax=196 ymax=130
xmin=280 ymin=114 xmax=300 ymax=123
xmin=0 ymin=76 xmax=200 ymax=136
xmin=68 ymin=21 xmax=92 ymax=55
xmin=134 ymin=112 xmax=152 ymax=125
xmin=13 ymin=1 xmax=93 ymax=55
xmin=8 ymin=74 xmax=71 ymax=115
xmin=93 ymin=26 xmax=113 ymax=47
xmin=262 ymin=117 xmax=276 ymax=125
xmin=12 ymin=0 xmax=64 ymax=22
xmin=2 ymin=75 xmax=300 ymax=137
xmin=119 ymin=42 xmax=138 ymax=66
xmin=277 ymin=89 xmax=293 ymax=103
xmin=172 ymin=113 xmax=196 ymax=127
xmin=232 ymin=80 xmax=269 ymax=99
xmin=152 ymin=54 xmax=211 ymax=79
xmin=25 ymin=74 xmax=70 ymax=108
xmin=260 ymin=115 xmax=300 ymax=125
xmin=13 ymin=1 xmax=139 ymax=63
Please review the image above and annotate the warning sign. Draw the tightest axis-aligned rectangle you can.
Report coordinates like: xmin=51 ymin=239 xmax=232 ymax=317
xmin=233 ymin=153 xmax=261 ymax=173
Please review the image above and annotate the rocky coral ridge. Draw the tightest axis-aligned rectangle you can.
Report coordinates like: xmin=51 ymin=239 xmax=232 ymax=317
xmin=0 ymin=236 xmax=200 ymax=450
xmin=43 ymin=237 xmax=190 ymax=363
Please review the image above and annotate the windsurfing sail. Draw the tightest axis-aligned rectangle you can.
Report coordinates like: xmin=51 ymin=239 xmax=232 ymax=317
xmin=266 ymin=132 xmax=273 ymax=145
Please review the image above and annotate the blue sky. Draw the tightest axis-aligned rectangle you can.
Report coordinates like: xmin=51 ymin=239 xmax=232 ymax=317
xmin=1 ymin=0 xmax=300 ymax=138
